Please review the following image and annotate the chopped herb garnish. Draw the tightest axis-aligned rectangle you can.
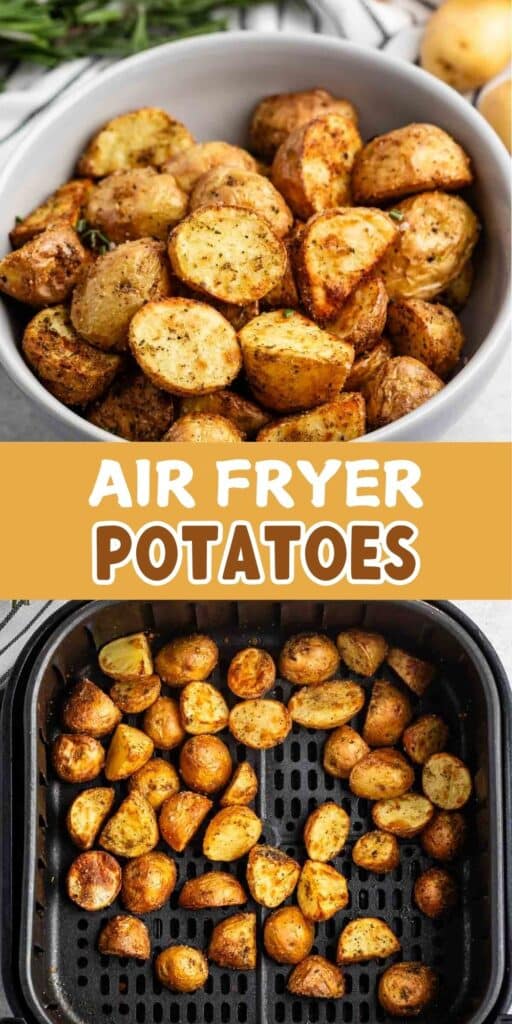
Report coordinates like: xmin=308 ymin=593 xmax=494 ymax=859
xmin=75 ymin=218 xmax=113 ymax=254
xmin=14 ymin=215 xmax=23 ymax=224
xmin=282 ymin=308 xmax=295 ymax=318
xmin=389 ymin=208 xmax=405 ymax=223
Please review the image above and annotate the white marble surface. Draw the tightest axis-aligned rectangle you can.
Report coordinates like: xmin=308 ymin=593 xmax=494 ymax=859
xmin=455 ymin=600 xmax=512 ymax=678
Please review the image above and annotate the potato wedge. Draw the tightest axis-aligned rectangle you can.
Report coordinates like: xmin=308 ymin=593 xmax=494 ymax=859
xmin=163 ymin=412 xmax=243 ymax=442
xmin=179 ymin=735 xmax=232 ymax=794
xmin=98 ymin=915 xmax=151 ymax=960
xmin=10 ymin=178 xmax=92 ymax=248
xmin=159 ymin=791 xmax=212 ymax=853
xmin=378 ymin=962 xmax=438 ymax=1017
xmin=190 ymin=167 xmax=293 ymax=238
xmin=121 ymin=851 xmax=177 ymax=913
xmin=288 ymin=681 xmax=365 ymax=730
xmin=261 ymin=237 xmax=299 ymax=310
xmin=387 ymin=297 xmax=465 ymax=379
xmin=155 ymin=945 xmax=208 ymax=992
xmin=372 ymin=793 xmax=435 ymax=837
xmin=257 ymin=395 xmax=366 ymax=442
xmin=179 ymin=681 xmax=229 ymax=734
xmin=87 ymin=369 xmax=174 ymax=441
xmin=287 ymin=955 xmax=345 ymax=999
xmin=227 ymin=648 xmax=276 ymax=699
xmin=279 ymin=632 xmax=339 ymax=685
xmin=303 ymin=803 xmax=350 ymax=862
xmin=0 ymin=224 xmax=88 ymax=307
xmin=86 ymin=168 xmax=187 ymax=243
xmin=263 ymin=907 xmax=315 ymax=965
xmin=327 ymin=275 xmax=388 ymax=355
xmin=421 ymin=810 xmax=467 ymax=861
xmin=323 ymin=726 xmax=369 ymax=779
xmin=249 ymin=88 xmax=357 ymax=160
xmin=208 ymin=912 xmax=257 ymax=970
xmin=179 ymin=871 xmax=247 ymax=909
xmin=352 ymin=830 xmax=400 ymax=873
xmin=66 ymin=851 xmax=121 ymax=911
xmin=143 ymin=696 xmax=185 ymax=751
xmin=51 ymin=734 xmax=105 ymax=783
xmin=246 ymin=845 xmax=300 ymax=907
xmin=128 ymin=757 xmax=180 ymax=810
xmin=414 ymin=867 xmax=458 ymax=919
xmin=297 ymin=860 xmax=349 ymax=922
xmin=366 ymin=356 xmax=444 ymax=428
xmin=336 ymin=628 xmax=388 ymax=677
xmin=62 ymin=679 xmax=121 ymax=737
xmin=345 ymin=337 xmax=393 ymax=395
xmin=66 ymin=787 xmax=115 ymax=850
xmin=155 ymin=634 xmax=219 ymax=686
xmin=105 ymin=724 xmax=154 ymax=780
xmin=336 ymin=917 xmax=400 ymax=964
xmin=78 ymin=107 xmax=194 ymax=176
xmin=179 ymin=391 xmax=271 ymax=438
xmin=349 ymin=748 xmax=414 ymax=799
xmin=220 ymin=761 xmax=258 ymax=807
xmin=100 ymin=791 xmax=159 ymax=859
xmin=363 ymin=680 xmax=412 ymax=747
xmin=386 ymin=646 xmax=435 ymax=696
xmin=422 ymin=752 xmax=472 ymax=809
xmin=403 ymin=714 xmax=449 ymax=765
xmin=228 ymin=699 xmax=291 ymax=749
xmin=202 ymin=806 xmax=262 ymax=861
xmin=110 ymin=674 xmax=161 ymax=714
xmin=163 ymin=141 xmax=257 ymax=193
xmin=99 ymin=631 xmax=153 ymax=681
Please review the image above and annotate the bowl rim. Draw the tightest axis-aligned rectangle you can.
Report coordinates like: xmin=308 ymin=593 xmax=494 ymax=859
xmin=0 ymin=30 xmax=510 ymax=443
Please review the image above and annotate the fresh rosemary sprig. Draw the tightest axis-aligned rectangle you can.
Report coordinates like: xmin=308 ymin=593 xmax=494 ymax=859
xmin=76 ymin=217 xmax=113 ymax=254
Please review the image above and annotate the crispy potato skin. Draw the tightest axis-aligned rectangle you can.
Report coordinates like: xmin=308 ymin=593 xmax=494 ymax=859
xmin=261 ymin=236 xmax=299 ymax=310
xmin=337 ymin=629 xmax=389 ymax=677
xmin=229 ymin=699 xmax=292 ymax=749
xmin=227 ymin=648 xmax=276 ymax=699
xmin=52 ymin=734 xmax=105 ymax=783
xmin=100 ymin=792 xmax=159 ymax=859
xmin=105 ymin=724 xmax=154 ymax=780
xmin=323 ymin=726 xmax=370 ymax=779
xmin=378 ymin=962 xmax=438 ymax=1017
xmin=163 ymin=141 xmax=257 ymax=193
xmin=179 ymin=871 xmax=247 ymax=909
xmin=155 ymin=634 xmax=219 ymax=686
xmin=159 ymin=791 xmax=212 ymax=853
xmin=304 ymin=803 xmax=350 ymax=862
xmin=288 ymin=681 xmax=365 ymax=731
xmin=208 ymin=913 xmax=257 ymax=970
xmin=279 ymin=633 xmax=340 ymax=685
xmin=62 ymin=679 xmax=121 ymax=737
xmin=78 ymin=107 xmax=194 ymax=176
xmin=352 ymin=830 xmax=400 ymax=873
xmin=420 ymin=810 xmax=467 ymax=861
xmin=387 ymin=646 xmax=435 ymax=696
xmin=363 ymin=680 xmax=412 ymax=747
xmin=180 ymin=681 xmax=229 ymax=734
xmin=263 ymin=907 xmax=315 ymax=964
xmin=422 ymin=753 xmax=472 ymax=809
xmin=414 ymin=867 xmax=458 ymax=919
xmin=66 ymin=787 xmax=115 ymax=850
xmin=142 ymin=696 xmax=185 ymax=751
xmin=403 ymin=715 xmax=449 ymax=765
xmin=121 ymin=851 xmax=177 ymax=913
xmin=190 ymin=167 xmax=293 ymax=238
xmin=439 ymin=258 xmax=474 ymax=311
xmin=110 ymin=675 xmax=161 ymax=714
xmin=128 ymin=757 xmax=180 ymax=809
xmin=287 ymin=955 xmax=345 ymax=999
xmin=179 ymin=735 xmax=233 ymax=794
xmin=98 ymin=915 xmax=151 ymax=960
xmin=249 ymin=88 xmax=357 ymax=160
xmin=202 ymin=806 xmax=262 ymax=861
xmin=179 ymin=391 xmax=270 ymax=438
xmin=371 ymin=793 xmax=435 ymax=838
xmin=0 ymin=224 xmax=88 ymax=307
xmin=164 ymin=413 xmax=243 ymax=442
xmin=66 ymin=850 xmax=121 ymax=911
xmin=349 ymin=748 xmax=414 ymax=800
xmin=327 ymin=275 xmax=388 ymax=355
xmin=297 ymin=861 xmax=349 ymax=922
xmin=87 ymin=369 xmax=174 ymax=441
xmin=86 ymin=168 xmax=187 ymax=243
xmin=336 ymin=917 xmax=400 ymax=964
xmin=220 ymin=762 xmax=259 ymax=807
xmin=246 ymin=845 xmax=301 ymax=907
xmin=257 ymin=395 xmax=366 ymax=442
xmin=387 ymin=298 xmax=465 ymax=379
xmin=99 ymin=631 xmax=153 ymax=681
xmin=345 ymin=338 xmax=393 ymax=396
xmin=155 ymin=945 xmax=208 ymax=992
xmin=10 ymin=178 xmax=92 ymax=248
xmin=366 ymin=356 xmax=444 ymax=429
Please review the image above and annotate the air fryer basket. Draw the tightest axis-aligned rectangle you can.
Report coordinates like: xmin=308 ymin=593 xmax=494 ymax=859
xmin=1 ymin=601 xmax=511 ymax=1024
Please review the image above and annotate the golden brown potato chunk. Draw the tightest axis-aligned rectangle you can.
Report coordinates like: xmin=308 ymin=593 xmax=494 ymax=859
xmin=349 ymin=748 xmax=414 ymax=800
xmin=66 ymin=787 xmax=115 ymax=850
xmin=105 ymin=723 xmax=154 ymax=780
xmin=128 ymin=757 xmax=180 ymax=810
xmin=179 ymin=871 xmax=247 ymax=909
xmin=323 ymin=726 xmax=370 ymax=779
xmin=86 ymin=168 xmax=187 ymax=243
xmin=387 ymin=297 xmax=465 ymax=379
xmin=422 ymin=753 xmax=472 ymax=809
xmin=438 ymin=258 xmax=474 ymax=311
xmin=155 ymin=634 xmax=219 ymax=686
xmin=272 ymin=112 xmax=362 ymax=219
xmin=297 ymin=861 xmax=349 ymax=922
xmin=414 ymin=867 xmax=458 ymax=919
xmin=304 ymin=803 xmax=350 ymax=862
xmin=208 ymin=913 xmax=257 ymax=970
xmin=155 ymin=945 xmax=208 ymax=992
xmin=179 ymin=391 xmax=270 ymax=438
xmin=327 ymin=275 xmax=388 ymax=355
xmin=288 ymin=681 xmax=365 ymax=731
xmin=180 ymin=681 xmax=229 ymax=734
xmin=372 ymin=793 xmax=435 ymax=837
xmin=257 ymin=395 xmax=366 ymax=442
xmin=264 ymin=907 xmax=315 ymax=965
xmin=246 ymin=845 xmax=300 ymax=908
xmin=261 ymin=237 xmax=300 ymax=310
xmin=336 ymin=628 xmax=388 ymax=677
xmin=378 ymin=962 xmax=438 ymax=1017
xmin=66 ymin=850 xmax=121 ymax=911
xmin=190 ymin=167 xmax=293 ymax=238
xmin=121 ymin=851 xmax=177 ymax=913
xmin=98 ymin=915 xmax=151 ymax=960
xmin=352 ymin=830 xmax=400 ymax=873
xmin=99 ymin=631 xmax=153 ymax=681
xmin=421 ymin=810 xmax=467 ymax=861
xmin=363 ymin=680 xmax=412 ymax=747
xmin=159 ymin=791 xmax=212 ymax=853
xmin=287 ymin=956 xmax=345 ymax=999
xmin=387 ymin=646 xmax=435 ymax=696
xmin=366 ymin=356 xmax=444 ymax=429
xmin=78 ymin=107 xmax=194 ymax=176
xmin=220 ymin=762 xmax=258 ymax=807
xmin=403 ymin=714 xmax=449 ymax=765
xmin=100 ymin=791 xmax=159 ymax=859
xmin=62 ymin=679 xmax=121 ymax=737
xmin=203 ymin=806 xmax=262 ymax=861
xmin=87 ymin=369 xmax=174 ymax=441
xmin=279 ymin=633 xmax=340 ymax=685
xmin=163 ymin=413 xmax=243 ymax=442
xmin=143 ymin=696 xmax=185 ymax=751
xmin=163 ymin=141 xmax=257 ymax=193
xmin=227 ymin=648 xmax=276 ymax=699
xmin=337 ymin=917 xmax=400 ymax=964
xmin=229 ymin=699 xmax=292 ymax=749
xmin=0 ymin=224 xmax=88 ymax=307
xmin=10 ymin=178 xmax=92 ymax=248
xmin=110 ymin=674 xmax=161 ymax=714
xmin=249 ymin=88 xmax=357 ymax=160
xmin=51 ymin=734 xmax=105 ymax=783
xmin=179 ymin=735 xmax=233 ymax=794
xmin=345 ymin=337 xmax=393 ymax=395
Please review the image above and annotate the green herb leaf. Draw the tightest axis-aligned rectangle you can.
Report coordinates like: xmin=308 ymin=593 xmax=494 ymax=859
xmin=282 ymin=308 xmax=295 ymax=318
xmin=388 ymin=208 xmax=405 ymax=223
xmin=75 ymin=217 xmax=113 ymax=254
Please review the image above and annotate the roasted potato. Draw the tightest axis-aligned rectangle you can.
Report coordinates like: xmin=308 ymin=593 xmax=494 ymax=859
xmin=87 ymin=368 xmax=174 ymax=440
xmin=179 ymin=735 xmax=233 ymax=794
xmin=379 ymin=191 xmax=480 ymax=301
xmin=51 ymin=734 xmax=105 ymax=783
xmin=105 ymin=723 xmax=154 ymax=780
xmin=155 ymin=634 xmax=218 ymax=686
xmin=142 ymin=696 xmax=185 ymax=751
xmin=403 ymin=714 xmax=449 ymax=765
xmin=208 ymin=912 xmax=257 ymax=970
xmin=66 ymin=787 xmax=115 ymax=850
xmin=202 ymin=806 xmax=262 ymax=861
xmin=438 ymin=258 xmax=474 ymax=312
xmin=179 ymin=391 xmax=270 ymax=438
xmin=62 ymin=679 xmax=121 ymax=737
xmin=179 ymin=871 xmax=247 ymax=909
xmin=297 ymin=860 xmax=349 ymax=922
xmin=336 ymin=917 xmax=400 ymax=964
xmin=257 ymin=395 xmax=366 ymax=442
xmin=121 ymin=851 xmax=177 ymax=913
xmin=163 ymin=141 xmax=257 ymax=193
xmin=420 ymin=0 xmax=511 ymax=92
xmin=372 ymin=793 xmax=435 ymax=838
xmin=0 ymin=224 xmax=88 ymax=306
xmin=22 ymin=305 xmax=122 ymax=406
xmin=98 ymin=915 xmax=151 ymax=960
xmin=261 ymin=237 xmax=300 ymax=310
xmin=279 ymin=633 xmax=339 ymax=686
xmin=70 ymin=238 xmax=171 ymax=351
xmin=10 ymin=178 xmax=92 ymax=248
xmin=288 ymin=681 xmax=365 ymax=731
xmin=227 ymin=647 xmax=276 ymax=699
xmin=421 ymin=810 xmax=467 ymax=862
xmin=86 ymin=167 xmax=187 ymax=243
xmin=365 ymin=356 xmax=444 ymax=428
xmin=246 ymin=845 xmax=301 ymax=907
xmin=239 ymin=310 xmax=355 ymax=412
xmin=99 ymin=631 xmax=153 ymax=681
xmin=387 ymin=646 xmax=435 ymax=696
xmin=228 ymin=699 xmax=292 ymax=749
xmin=414 ymin=867 xmax=458 ymax=919
xmin=295 ymin=208 xmax=398 ymax=322
xmin=100 ymin=791 xmax=159 ymax=858
xmin=303 ymin=802 xmax=350 ymax=862
xmin=327 ymin=275 xmax=388 ymax=355
xmin=336 ymin=628 xmax=388 ymax=677
xmin=263 ymin=906 xmax=315 ymax=965
xmin=128 ymin=757 xmax=180 ymax=810
xmin=78 ymin=107 xmax=194 ymax=176
xmin=287 ymin=955 xmax=345 ymax=999
xmin=363 ymin=680 xmax=412 ymax=747
xmin=159 ymin=791 xmax=212 ymax=853
xmin=110 ymin=674 xmax=161 ymax=714
xmin=249 ymin=88 xmax=357 ymax=160
xmin=387 ymin=298 xmax=465 ymax=379
xmin=422 ymin=752 xmax=472 ymax=809
xmin=179 ymin=681 xmax=229 ymax=734
xmin=345 ymin=337 xmax=393 ymax=395
xmin=220 ymin=761 xmax=258 ymax=807
xmin=155 ymin=945 xmax=208 ymax=992
xmin=190 ymin=166 xmax=293 ymax=238
xmin=323 ymin=725 xmax=370 ymax=779
xmin=349 ymin=748 xmax=414 ymax=800
xmin=163 ymin=412 xmax=243 ymax=442
xmin=66 ymin=850 xmax=121 ymax=911
xmin=352 ymin=830 xmax=400 ymax=873
xmin=378 ymin=962 xmax=438 ymax=1017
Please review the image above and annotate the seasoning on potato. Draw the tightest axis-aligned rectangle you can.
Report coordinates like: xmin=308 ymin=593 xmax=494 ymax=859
xmin=87 ymin=370 xmax=175 ymax=441
xmin=51 ymin=733 xmax=105 ymax=783
xmin=179 ymin=390 xmax=270 ymax=438
xmin=180 ymin=681 xmax=229 ymax=734
xmin=202 ymin=806 xmax=262 ymax=861
xmin=128 ymin=757 xmax=180 ymax=809
xmin=98 ymin=915 xmax=151 ymax=960
xmin=220 ymin=761 xmax=259 ymax=807
xmin=414 ymin=867 xmax=458 ymax=919
xmin=100 ymin=791 xmax=159 ymax=858
xmin=287 ymin=955 xmax=345 ymax=999
xmin=159 ymin=790 xmax=212 ymax=853
xmin=66 ymin=850 xmax=121 ymax=911
xmin=163 ymin=140 xmax=257 ymax=193
xmin=246 ymin=845 xmax=301 ymax=907
xmin=403 ymin=714 xmax=449 ymax=765
xmin=10 ymin=178 xmax=92 ymax=249
xmin=163 ymin=412 xmax=243 ymax=442
xmin=0 ymin=224 xmax=88 ymax=307
xmin=190 ymin=166 xmax=293 ymax=238
xmin=363 ymin=679 xmax=412 ymax=747
xmin=422 ymin=752 xmax=472 ymax=809
xmin=327 ymin=274 xmax=388 ymax=355
xmin=349 ymin=748 xmax=414 ymax=800
xmin=86 ymin=167 xmax=188 ymax=243
xmin=179 ymin=735 xmax=233 ymax=794
xmin=62 ymin=679 xmax=121 ymax=737
xmin=366 ymin=356 xmax=444 ymax=428
xmin=288 ymin=681 xmax=365 ymax=731
xmin=155 ymin=634 xmax=218 ymax=686
xmin=257 ymin=395 xmax=366 ymax=443
xmin=249 ymin=88 xmax=357 ymax=160
xmin=121 ymin=851 xmax=177 ymax=913
xmin=229 ymin=698 xmax=292 ymax=749
xmin=387 ymin=297 xmax=465 ymax=379
xmin=323 ymin=726 xmax=370 ymax=779
xmin=263 ymin=906 xmax=315 ymax=964
xmin=336 ymin=917 xmax=400 ymax=964
xmin=345 ymin=337 xmax=393 ymax=396
xmin=208 ymin=912 xmax=257 ymax=970
xmin=143 ymin=696 xmax=185 ymax=751
xmin=110 ymin=674 xmax=161 ymax=714
xmin=352 ymin=830 xmax=400 ymax=873
xmin=227 ymin=647 xmax=276 ymax=699
xmin=336 ymin=628 xmax=388 ymax=677
xmin=372 ymin=793 xmax=435 ymax=838
xmin=421 ymin=810 xmax=467 ymax=862
xmin=105 ymin=723 xmax=154 ymax=780
xmin=387 ymin=646 xmax=435 ymax=696
xmin=279 ymin=632 xmax=340 ymax=685
xmin=378 ymin=962 xmax=438 ymax=1017
xmin=66 ymin=787 xmax=115 ymax=850
xmin=178 ymin=871 xmax=247 ymax=909
xmin=155 ymin=945 xmax=209 ymax=993
xmin=78 ymin=107 xmax=194 ymax=177
xmin=297 ymin=860 xmax=349 ymax=922
xmin=99 ymin=631 xmax=153 ymax=681
xmin=303 ymin=803 xmax=350 ymax=862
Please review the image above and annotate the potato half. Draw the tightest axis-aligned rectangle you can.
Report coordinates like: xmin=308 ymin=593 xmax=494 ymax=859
xmin=336 ymin=917 xmax=400 ymax=964
xmin=297 ymin=861 xmax=349 ymax=922
xmin=100 ymin=791 xmax=159 ymax=858
xmin=249 ymin=88 xmax=357 ymax=160
xmin=288 ymin=681 xmax=365 ymax=730
xmin=363 ymin=680 xmax=412 ymax=747
xmin=155 ymin=634 xmax=219 ymax=686
xmin=323 ymin=726 xmax=369 ymax=779
xmin=163 ymin=141 xmax=257 ymax=193
xmin=403 ymin=714 xmax=449 ymax=765
xmin=387 ymin=646 xmax=435 ymax=696
xmin=263 ymin=907 xmax=315 ymax=965
xmin=86 ymin=167 xmax=187 ymax=243
xmin=246 ymin=845 xmax=300 ymax=907
xmin=159 ymin=791 xmax=212 ymax=853
xmin=421 ymin=810 xmax=467 ymax=862
xmin=372 ymin=793 xmax=435 ymax=838
xmin=110 ymin=675 xmax=161 ymax=714
xmin=349 ymin=748 xmax=414 ymax=799
xmin=99 ymin=632 xmax=153 ymax=681
xmin=229 ymin=699 xmax=292 ymax=749
xmin=178 ymin=871 xmax=247 ymax=909
xmin=220 ymin=762 xmax=259 ymax=807
xmin=121 ymin=851 xmax=177 ymax=913
xmin=202 ymin=806 xmax=262 ymax=861
xmin=143 ymin=696 xmax=185 ymax=751
xmin=78 ymin=107 xmax=194 ymax=176
xmin=98 ymin=915 xmax=151 ymax=960
xmin=279 ymin=633 xmax=340 ymax=685
xmin=303 ymin=803 xmax=350 ymax=862
xmin=51 ymin=734 xmax=105 ymax=783
xmin=163 ymin=412 xmax=243 ymax=442
xmin=66 ymin=850 xmax=121 ymax=911
xmin=352 ymin=830 xmax=400 ymax=873
xmin=227 ymin=647 xmax=276 ymax=699
xmin=208 ymin=912 xmax=257 ymax=970
xmin=179 ymin=735 xmax=233 ymax=794
xmin=345 ymin=337 xmax=393 ymax=395
xmin=62 ymin=679 xmax=121 ymax=737
xmin=0 ymin=224 xmax=88 ymax=307
xmin=287 ymin=956 xmax=345 ymax=999
xmin=257 ymin=395 xmax=366 ymax=442
xmin=327 ymin=274 xmax=388 ymax=355
xmin=422 ymin=753 xmax=472 ymax=809
xmin=336 ymin=628 xmax=388 ymax=677
xmin=378 ymin=962 xmax=438 ymax=1017
xmin=87 ymin=369 xmax=174 ymax=441
xmin=105 ymin=724 xmax=154 ymax=780
xmin=365 ymin=356 xmax=444 ymax=429
xmin=190 ymin=166 xmax=293 ymax=238
xmin=414 ymin=867 xmax=458 ymax=919
xmin=179 ymin=391 xmax=270 ymax=438
xmin=66 ymin=787 xmax=115 ymax=850
xmin=128 ymin=757 xmax=180 ymax=809
xmin=155 ymin=945 xmax=208 ymax=992
xmin=180 ymin=681 xmax=229 ymax=734
xmin=10 ymin=178 xmax=92 ymax=248
xmin=387 ymin=297 xmax=465 ymax=379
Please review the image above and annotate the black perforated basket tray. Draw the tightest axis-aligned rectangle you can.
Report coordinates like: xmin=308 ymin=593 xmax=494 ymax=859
xmin=0 ymin=601 xmax=511 ymax=1024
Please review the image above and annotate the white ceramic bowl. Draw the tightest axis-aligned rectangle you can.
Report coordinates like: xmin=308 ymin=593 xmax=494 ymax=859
xmin=0 ymin=32 xmax=510 ymax=441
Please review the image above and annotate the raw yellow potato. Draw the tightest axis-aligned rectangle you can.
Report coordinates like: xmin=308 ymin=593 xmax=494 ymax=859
xmin=288 ymin=681 xmax=365 ymax=730
xmin=228 ymin=699 xmax=292 ymax=749
xmin=336 ymin=628 xmax=388 ymax=677
xmin=279 ymin=632 xmax=340 ymax=685
xmin=62 ymin=679 xmax=121 ymax=737
xmin=66 ymin=851 xmax=121 ymax=911
xmin=179 ymin=391 xmax=271 ymax=438
xmin=366 ymin=356 xmax=444 ymax=429
xmin=121 ymin=852 xmax=177 ymax=913
xmin=420 ymin=0 xmax=511 ymax=92
xmin=303 ymin=803 xmax=350 ymax=862
xmin=227 ymin=648 xmax=276 ymax=699
xmin=349 ymin=748 xmax=414 ymax=800
xmin=105 ymin=724 xmax=154 ymax=780
xmin=98 ymin=915 xmax=151 ymax=960
xmin=378 ymin=962 xmax=438 ymax=1017
xmin=70 ymin=238 xmax=171 ymax=351
xmin=66 ymin=787 xmax=115 ymax=850
xmin=179 ymin=735 xmax=232 ymax=794
xmin=155 ymin=946 xmax=208 ymax=992
xmin=143 ymin=696 xmax=185 ymax=751
xmin=239 ymin=310 xmax=354 ymax=413
xmin=403 ymin=714 xmax=449 ymax=765
xmin=87 ymin=370 xmax=174 ymax=441
xmin=258 ymin=395 xmax=366 ymax=442
xmin=296 ymin=208 xmax=398 ymax=322
xmin=190 ymin=166 xmax=293 ymax=238
xmin=246 ymin=845 xmax=300 ymax=907
xmin=110 ymin=675 xmax=161 ymax=714
xmin=479 ymin=77 xmax=512 ymax=152
xmin=421 ymin=810 xmax=467 ymax=861
xmin=180 ymin=681 xmax=229 ymax=734
xmin=287 ymin=955 xmax=345 ymax=999
xmin=179 ymin=871 xmax=247 ymax=909
xmin=128 ymin=757 xmax=180 ymax=810
xmin=379 ymin=191 xmax=480 ymax=301
xmin=10 ymin=178 xmax=92 ymax=248
xmin=264 ymin=907 xmax=315 ymax=964
xmin=327 ymin=275 xmax=388 ymax=355
xmin=372 ymin=793 xmax=435 ymax=838
xmin=163 ymin=141 xmax=257 ymax=193
xmin=203 ymin=806 xmax=262 ymax=861
xmin=156 ymin=634 xmax=218 ymax=686
xmin=129 ymin=298 xmax=242 ymax=395
xmin=51 ymin=734 xmax=105 ymax=783
xmin=353 ymin=123 xmax=472 ymax=205
xmin=422 ymin=752 xmax=472 ymax=809
xmin=336 ymin=917 xmax=400 ymax=964
xmin=100 ymin=792 xmax=159 ymax=859
xmin=387 ymin=298 xmax=465 ymax=379
xmin=387 ymin=646 xmax=435 ymax=696
xmin=249 ymin=88 xmax=358 ymax=160
xmin=98 ymin=631 xmax=153 ymax=681
xmin=168 ymin=206 xmax=286 ymax=304
xmin=345 ymin=337 xmax=393 ymax=395
xmin=78 ymin=107 xmax=194 ymax=176
xmin=297 ymin=860 xmax=349 ymax=922
xmin=220 ymin=762 xmax=258 ymax=807
xmin=159 ymin=791 xmax=212 ymax=852
xmin=86 ymin=168 xmax=187 ymax=243
xmin=352 ymin=830 xmax=400 ymax=873
xmin=0 ymin=224 xmax=88 ymax=307
xmin=439 ymin=259 xmax=474 ymax=311
xmin=414 ymin=866 xmax=458 ymax=919
xmin=163 ymin=412 xmax=243 ymax=442
xmin=208 ymin=912 xmax=257 ymax=970
xmin=323 ymin=726 xmax=370 ymax=779
xmin=272 ymin=112 xmax=362 ymax=219
xmin=363 ymin=680 xmax=412 ymax=747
